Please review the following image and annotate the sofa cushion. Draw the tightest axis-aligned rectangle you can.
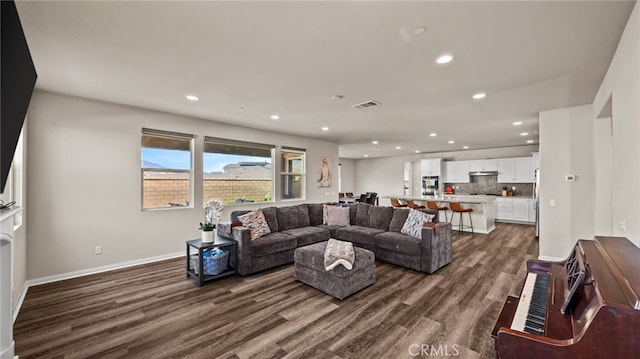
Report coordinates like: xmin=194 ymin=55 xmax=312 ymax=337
xmin=368 ymin=206 xmax=394 ymax=231
xmin=260 ymin=206 xmax=279 ymax=233
xmin=252 ymin=232 xmax=297 ymax=257
xmin=322 ymin=203 xmax=340 ymax=224
xmin=282 ymin=226 xmax=330 ymax=247
xmin=389 ymin=208 xmax=410 ymax=232
xmin=401 ymin=209 xmax=435 ymax=239
xmin=307 ymin=203 xmax=324 ymax=226
xmin=277 ymin=204 xmax=311 ymax=231
xmin=349 ymin=204 xmax=358 ymax=225
xmin=238 ymin=209 xmax=271 ymax=240
xmin=335 ymin=225 xmax=384 ymax=247
xmin=314 ymin=224 xmax=342 ymax=238
xmin=374 ymin=231 xmax=421 ymax=255
xmin=355 ymin=203 xmax=372 ymax=227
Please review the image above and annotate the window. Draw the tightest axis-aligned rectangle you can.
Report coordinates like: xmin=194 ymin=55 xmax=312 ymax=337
xmin=280 ymin=147 xmax=305 ymax=200
xmin=203 ymin=136 xmax=274 ymax=205
xmin=141 ymin=128 xmax=194 ymax=210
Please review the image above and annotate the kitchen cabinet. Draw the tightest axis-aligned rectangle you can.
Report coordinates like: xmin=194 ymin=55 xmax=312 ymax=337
xmin=497 ymin=157 xmax=534 ymax=183
xmin=469 ymin=159 xmax=498 ymax=172
xmin=442 ymin=160 xmax=470 ymax=183
xmin=496 ymin=198 xmax=513 ymax=220
xmin=496 ymin=197 xmax=535 ymax=223
xmin=512 ymin=199 xmax=529 ymax=221
xmin=421 ymin=158 xmax=442 ymax=177
xmin=443 ymin=161 xmax=455 ymax=183
xmin=532 ymin=152 xmax=540 ymax=170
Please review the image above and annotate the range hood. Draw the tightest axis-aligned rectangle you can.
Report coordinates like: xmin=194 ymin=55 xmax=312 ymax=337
xmin=469 ymin=171 xmax=498 ymax=176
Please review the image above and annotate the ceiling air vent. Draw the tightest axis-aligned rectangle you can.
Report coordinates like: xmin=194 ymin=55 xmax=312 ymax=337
xmin=352 ymin=100 xmax=381 ymax=109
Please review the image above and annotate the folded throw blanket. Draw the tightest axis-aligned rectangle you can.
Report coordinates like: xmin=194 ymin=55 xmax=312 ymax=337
xmin=324 ymin=238 xmax=355 ymax=271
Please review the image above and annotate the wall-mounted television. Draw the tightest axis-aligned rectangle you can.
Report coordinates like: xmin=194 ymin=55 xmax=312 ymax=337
xmin=1 ymin=0 xmax=37 ymax=193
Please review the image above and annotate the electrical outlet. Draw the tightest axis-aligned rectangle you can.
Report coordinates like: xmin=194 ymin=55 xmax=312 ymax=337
xmin=549 ymin=199 xmax=556 ymax=207
xmin=95 ymin=245 xmax=102 ymax=255
xmin=620 ymin=219 xmax=626 ymax=232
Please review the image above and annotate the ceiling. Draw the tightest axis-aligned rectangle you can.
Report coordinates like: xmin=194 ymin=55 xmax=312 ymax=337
xmin=15 ymin=1 xmax=635 ymax=159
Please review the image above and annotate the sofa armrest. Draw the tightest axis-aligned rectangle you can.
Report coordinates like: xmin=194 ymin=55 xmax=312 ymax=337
xmin=420 ymin=222 xmax=452 ymax=274
xmin=232 ymin=226 xmax=253 ymax=275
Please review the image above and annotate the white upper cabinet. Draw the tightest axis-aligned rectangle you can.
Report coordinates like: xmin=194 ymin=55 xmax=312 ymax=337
xmin=498 ymin=157 xmax=534 ymax=183
xmin=443 ymin=160 xmax=470 ymax=183
xmin=469 ymin=159 xmax=498 ymax=172
xmin=514 ymin=157 xmax=533 ymax=182
xmin=443 ymin=161 xmax=455 ymax=183
xmin=421 ymin=158 xmax=442 ymax=177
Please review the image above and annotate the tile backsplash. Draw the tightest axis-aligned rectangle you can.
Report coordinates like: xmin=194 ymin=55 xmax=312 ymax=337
xmin=444 ymin=175 xmax=534 ymax=197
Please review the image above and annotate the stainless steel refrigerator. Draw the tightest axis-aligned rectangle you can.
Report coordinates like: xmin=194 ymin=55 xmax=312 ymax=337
xmin=535 ymin=168 xmax=540 ymax=238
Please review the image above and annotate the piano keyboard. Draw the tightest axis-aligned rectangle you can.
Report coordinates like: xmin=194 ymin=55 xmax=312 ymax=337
xmin=511 ymin=272 xmax=550 ymax=335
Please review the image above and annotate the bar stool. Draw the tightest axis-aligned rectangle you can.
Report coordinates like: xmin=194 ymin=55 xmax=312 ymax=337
xmin=449 ymin=202 xmax=473 ymax=236
xmin=406 ymin=200 xmax=425 ymax=209
xmin=391 ymin=198 xmax=408 ymax=208
xmin=427 ymin=201 xmax=449 ymax=222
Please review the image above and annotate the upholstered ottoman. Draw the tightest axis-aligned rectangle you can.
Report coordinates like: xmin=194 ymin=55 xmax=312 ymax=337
xmin=294 ymin=240 xmax=376 ymax=300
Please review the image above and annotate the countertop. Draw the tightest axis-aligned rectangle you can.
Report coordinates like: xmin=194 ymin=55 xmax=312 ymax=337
xmin=384 ymin=194 xmax=534 ymax=204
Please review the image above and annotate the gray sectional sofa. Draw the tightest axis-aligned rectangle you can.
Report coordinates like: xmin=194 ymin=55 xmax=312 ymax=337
xmin=217 ymin=202 xmax=452 ymax=276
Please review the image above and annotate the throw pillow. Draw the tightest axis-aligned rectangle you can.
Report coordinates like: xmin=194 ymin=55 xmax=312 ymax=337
xmin=322 ymin=203 xmax=340 ymax=224
xmin=325 ymin=205 xmax=350 ymax=226
xmin=238 ymin=209 xmax=271 ymax=240
xmin=401 ymin=209 xmax=435 ymax=239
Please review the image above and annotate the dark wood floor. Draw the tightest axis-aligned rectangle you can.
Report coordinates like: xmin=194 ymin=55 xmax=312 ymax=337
xmin=14 ymin=223 xmax=537 ymax=359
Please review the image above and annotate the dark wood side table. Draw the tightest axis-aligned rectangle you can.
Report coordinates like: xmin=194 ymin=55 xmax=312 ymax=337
xmin=186 ymin=237 xmax=237 ymax=286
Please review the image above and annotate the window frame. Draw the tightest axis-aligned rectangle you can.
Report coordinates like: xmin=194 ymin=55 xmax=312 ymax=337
xmin=279 ymin=147 xmax=306 ymax=201
xmin=140 ymin=128 xmax=194 ymax=211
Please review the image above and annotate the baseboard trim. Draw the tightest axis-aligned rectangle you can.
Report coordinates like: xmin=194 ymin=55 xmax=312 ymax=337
xmin=537 ymin=255 xmax=564 ymax=262
xmin=12 ymin=251 xmax=183 ymax=322
xmin=12 ymin=283 xmax=28 ymax=323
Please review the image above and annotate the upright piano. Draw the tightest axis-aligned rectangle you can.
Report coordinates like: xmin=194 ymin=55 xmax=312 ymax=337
xmin=492 ymin=236 xmax=640 ymax=358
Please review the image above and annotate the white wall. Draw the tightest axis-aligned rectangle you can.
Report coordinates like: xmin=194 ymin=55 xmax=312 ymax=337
xmin=354 ymin=145 xmax=539 ymax=206
xmin=592 ymin=116 xmax=613 ymax=235
xmin=538 ymin=105 xmax=594 ymax=259
xmin=26 ymin=91 xmax=339 ymax=279
xmin=593 ymin=2 xmax=640 ymax=246
xmin=338 ymin=158 xmax=356 ymax=194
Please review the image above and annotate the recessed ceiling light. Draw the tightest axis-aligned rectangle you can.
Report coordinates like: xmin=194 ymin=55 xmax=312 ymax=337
xmin=527 ymin=140 xmax=534 ymax=143
xmin=463 ymin=146 xmax=469 ymax=149
xmin=331 ymin=95 xmax=344 ymax=100
xmin=321 ymin=127 xmax=329 ymax=131
xmin=185 ymin=95 xmax=199 ymax=101
xmin=270 ymin=114 xmax=280 ymax=120
xmin=415 ymin=150 xmax=421 ymax=153
xmin=435 ymin=54 xmax=454 ymax=64
xmin=448 ymin=140 xmax=455 ymax=144
xmin=472 ymin=92 xmax=487 ymax=100
xmin=372 ymin=140 xmax=379 ymax=145
xmin=429 ymin=133 xmax=437 ymax=137
xmin=413 ymin=27 xmax=426 ymax=35
xmin=237 ymin=107 xmax=245 ymax=111
xmin=363 ymin=154 xmax=369 ymax=158
xmin=513 ymin=121 xmax=523 ymax=126
xmin=395 ymin=146 xmax=402 ymax=150
xmin=520 ymin=132 xmax=529 ymax=136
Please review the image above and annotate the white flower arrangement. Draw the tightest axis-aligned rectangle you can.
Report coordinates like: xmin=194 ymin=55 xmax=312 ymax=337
xmin=199 ymin=199 xmax=224 ymax=231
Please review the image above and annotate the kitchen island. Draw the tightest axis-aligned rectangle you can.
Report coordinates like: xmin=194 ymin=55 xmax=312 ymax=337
xmin=381 ymin=195 xmax=497 ymax=234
